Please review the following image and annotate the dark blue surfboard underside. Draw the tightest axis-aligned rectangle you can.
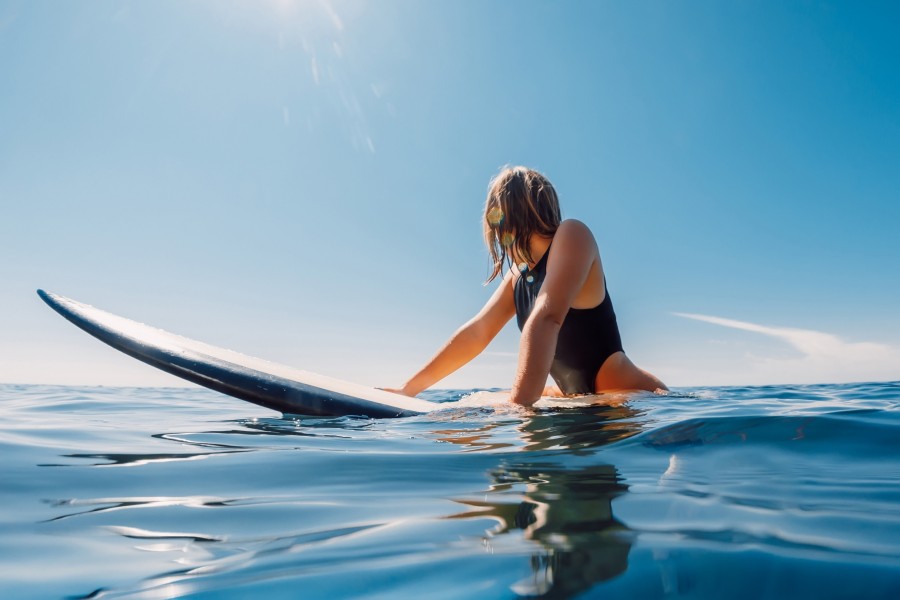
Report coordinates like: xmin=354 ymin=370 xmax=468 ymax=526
xmin=37 ymin=290 xmax=437 ymax=418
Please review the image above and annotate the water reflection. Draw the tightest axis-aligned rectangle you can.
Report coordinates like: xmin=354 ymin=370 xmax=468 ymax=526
xmin=43 ymin=496 xmax=242 ymax=524
xmin=445 ymin=407 xmax=643 ymax=598
xmin=42 ymin=401 xmax=646 ymax=598
xmin=518 ymin=404 xmax=644 ymax=452
xmin=38 ymin=449 xmax=246 ymax=468
xmin=432 ymin=402 xmax=645 ymax=453
xmin=37 ymin=417 xmax=362 ymax=469
xmin=450 ymin=461 xmax=631 ymax=598
xmin=430 ymin=420 xmax=519 ymax=452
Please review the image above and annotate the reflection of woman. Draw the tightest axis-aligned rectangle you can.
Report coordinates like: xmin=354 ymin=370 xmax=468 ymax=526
xmin=449 ymin=462 xmax=632 ymax=598
xmin=442 ymin=408 xmax=642 ymax=596
xmin=390 ymin=167 xmax=667 ymax=406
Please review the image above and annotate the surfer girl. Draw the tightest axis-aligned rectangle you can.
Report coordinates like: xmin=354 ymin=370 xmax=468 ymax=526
xmin=390 ymin=166 xmax=667 ymax=406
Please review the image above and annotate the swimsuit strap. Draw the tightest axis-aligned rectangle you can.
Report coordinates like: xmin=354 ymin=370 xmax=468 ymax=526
xmin=526 ymin=242 xmax=552 ymax=275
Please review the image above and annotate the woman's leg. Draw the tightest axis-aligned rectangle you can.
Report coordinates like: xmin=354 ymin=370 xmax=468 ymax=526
xmin=595 ymin=352 xmax=668 ymax=393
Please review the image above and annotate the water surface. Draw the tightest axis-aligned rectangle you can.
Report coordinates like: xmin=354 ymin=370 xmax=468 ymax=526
xmin=2 ymin=382 xmax=899 ymax=599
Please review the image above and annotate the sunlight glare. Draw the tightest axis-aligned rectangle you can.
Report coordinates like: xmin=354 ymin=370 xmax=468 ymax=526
xmin=205 ymin=0 xmax=379 ymax=154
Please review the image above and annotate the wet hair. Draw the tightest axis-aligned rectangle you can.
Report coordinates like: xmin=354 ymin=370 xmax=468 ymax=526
xmin=483 ymin=166 xmax=561 ymax=283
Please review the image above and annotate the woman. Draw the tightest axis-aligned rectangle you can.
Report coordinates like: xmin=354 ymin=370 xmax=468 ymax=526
xmin=390 ymin=166 xmax=666 ymax=406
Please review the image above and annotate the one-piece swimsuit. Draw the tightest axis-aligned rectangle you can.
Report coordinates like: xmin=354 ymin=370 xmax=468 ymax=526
xmin=513 ymin=244 xmax=624 ymax=395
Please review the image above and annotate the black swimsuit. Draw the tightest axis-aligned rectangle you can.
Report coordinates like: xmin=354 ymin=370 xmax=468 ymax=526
xmin=513 ymin=246 xmax=624 ymax=395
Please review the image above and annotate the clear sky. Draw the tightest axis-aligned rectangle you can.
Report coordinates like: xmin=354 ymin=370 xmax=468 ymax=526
xmin=1 ymin=0 xmax=898 ymax=390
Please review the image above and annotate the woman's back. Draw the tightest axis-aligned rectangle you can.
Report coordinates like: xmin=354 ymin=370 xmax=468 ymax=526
xmin=513 ymin=230 xmax=624 ymax=395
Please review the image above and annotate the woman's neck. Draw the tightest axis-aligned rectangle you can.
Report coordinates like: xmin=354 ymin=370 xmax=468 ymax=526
xmin=524 ymin=234 xmax=552 ymax=268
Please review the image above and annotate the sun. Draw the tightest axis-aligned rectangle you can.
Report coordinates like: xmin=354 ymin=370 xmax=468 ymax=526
xmin=222 ymin=0 xmax=343 ymax=32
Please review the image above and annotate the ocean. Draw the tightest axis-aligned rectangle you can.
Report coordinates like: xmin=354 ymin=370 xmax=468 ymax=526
xmin=1 ymin=381 xmax=899 ymax=599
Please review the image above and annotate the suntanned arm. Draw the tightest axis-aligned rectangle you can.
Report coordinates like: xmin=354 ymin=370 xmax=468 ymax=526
xmin=510 ymin=220 xmax=598 ymax=406
xmin=392 ymin=270 xmax=516 ymax=397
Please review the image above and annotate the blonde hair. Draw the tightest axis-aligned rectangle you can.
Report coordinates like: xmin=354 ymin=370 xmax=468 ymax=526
xmin=483 ymin=166 xmax=561 ymax=283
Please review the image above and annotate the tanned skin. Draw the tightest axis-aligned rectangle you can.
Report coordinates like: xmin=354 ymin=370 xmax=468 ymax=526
xmin=387 ymin=219 xmax=667 ymax=407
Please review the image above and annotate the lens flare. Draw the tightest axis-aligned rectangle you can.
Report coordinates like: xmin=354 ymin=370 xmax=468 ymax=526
xmin=486 ymin=207 xmax=504 ymax=227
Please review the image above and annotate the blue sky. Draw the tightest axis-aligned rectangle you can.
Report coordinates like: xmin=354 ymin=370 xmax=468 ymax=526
xmin=1 ymin=0 xmax=898 ymax=389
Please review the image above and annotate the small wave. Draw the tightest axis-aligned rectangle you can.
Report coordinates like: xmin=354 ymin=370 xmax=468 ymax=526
xmin=623 ymin=410 xmax=900 ymax=452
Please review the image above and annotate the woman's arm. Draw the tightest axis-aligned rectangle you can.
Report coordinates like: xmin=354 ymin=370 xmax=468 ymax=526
xmin=391 ymin=270 xmax=516 ymax=397
xmin=510 ymin=220 xmax=598 ymax=406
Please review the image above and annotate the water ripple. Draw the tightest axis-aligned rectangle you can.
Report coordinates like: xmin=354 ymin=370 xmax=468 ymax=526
xmin=3 ymin=382 xmax=900 ymax=599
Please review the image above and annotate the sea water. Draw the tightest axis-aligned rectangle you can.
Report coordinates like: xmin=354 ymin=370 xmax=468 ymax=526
xmin=1 ymin=382 xmax=899 ymax=599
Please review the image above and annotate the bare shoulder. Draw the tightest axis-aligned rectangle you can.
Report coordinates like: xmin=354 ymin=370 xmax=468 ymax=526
xmin=540 ymin=219 xmax=601 ymax=308
xmin=554 ymin=219 xmax=598 ymax=251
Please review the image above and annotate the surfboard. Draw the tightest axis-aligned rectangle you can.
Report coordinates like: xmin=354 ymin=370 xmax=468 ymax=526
xmin=37 ymin=290 xmax=441 ymax=418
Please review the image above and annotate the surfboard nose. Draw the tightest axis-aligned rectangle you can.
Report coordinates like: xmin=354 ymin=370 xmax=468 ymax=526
xmin=37 ymin=289 xmax=56 ymax=306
